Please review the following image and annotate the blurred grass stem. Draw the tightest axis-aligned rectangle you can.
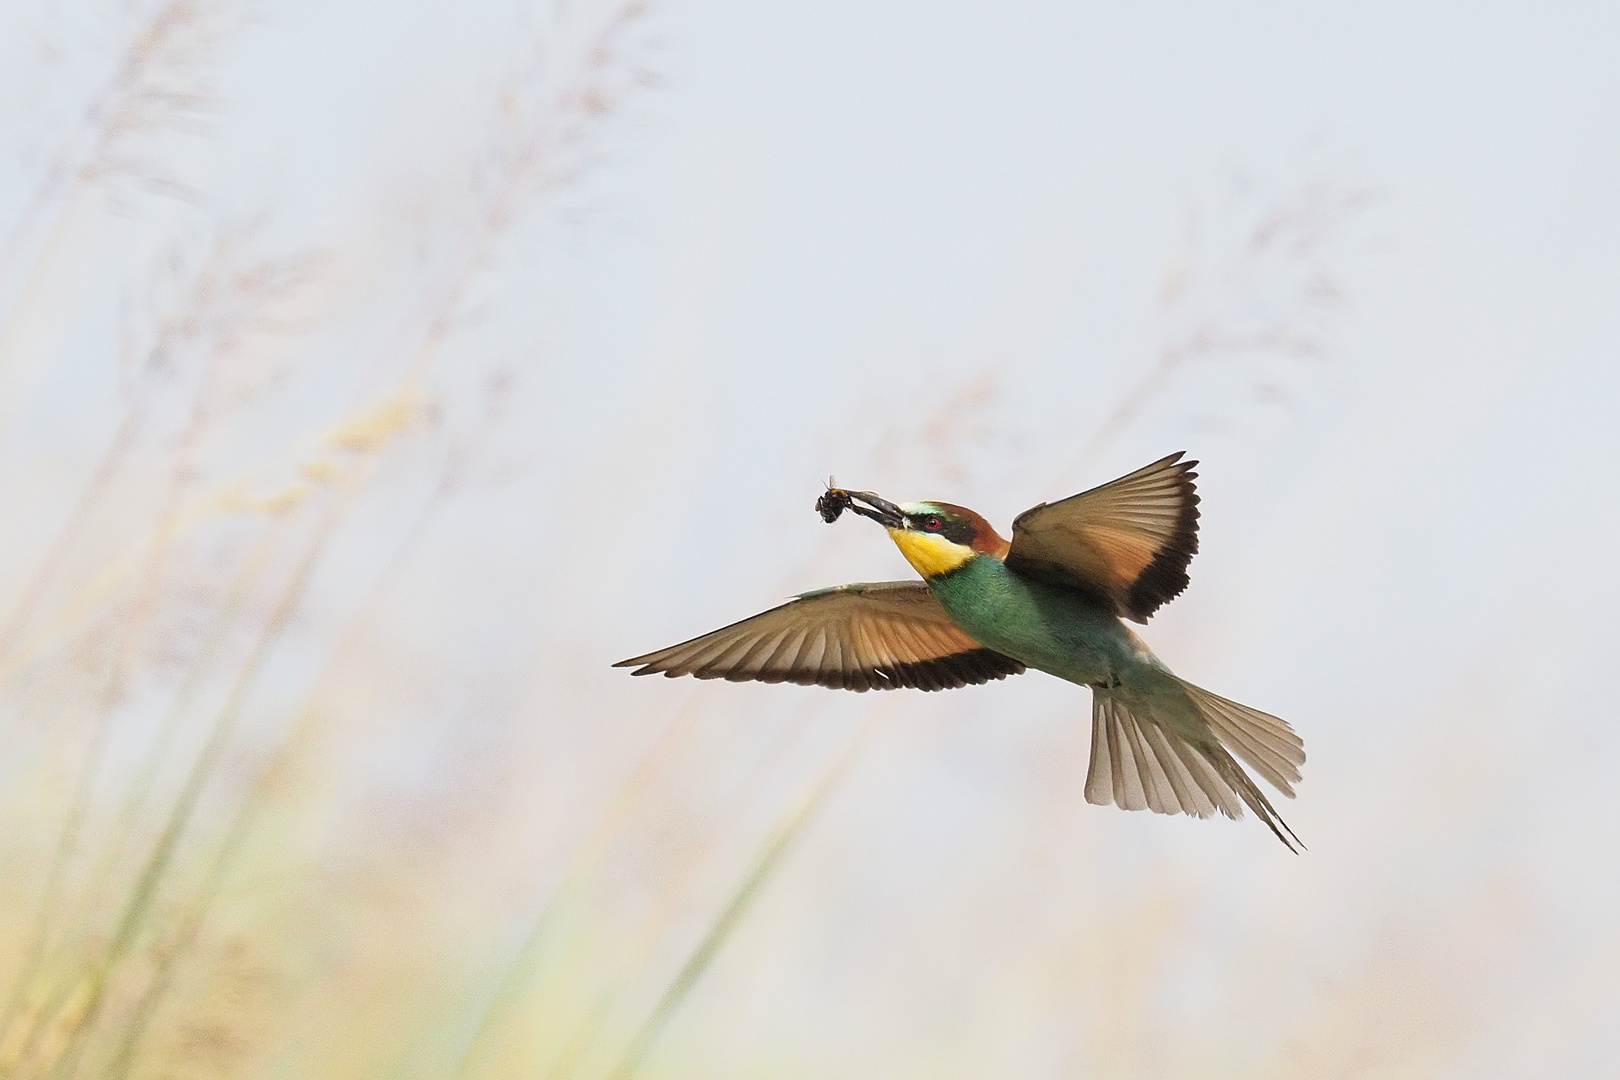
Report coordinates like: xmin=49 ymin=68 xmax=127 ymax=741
xmin=606 ymin=715 xmax=879 ymax=1080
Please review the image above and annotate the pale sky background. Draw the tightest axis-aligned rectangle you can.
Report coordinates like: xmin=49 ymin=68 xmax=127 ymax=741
xmin=1 ymin=2 xmax=1618 ymax=1078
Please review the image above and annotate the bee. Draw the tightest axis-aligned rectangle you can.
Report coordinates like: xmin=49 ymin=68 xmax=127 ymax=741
xmin=816 ymin=481 xmax=853 ymax=523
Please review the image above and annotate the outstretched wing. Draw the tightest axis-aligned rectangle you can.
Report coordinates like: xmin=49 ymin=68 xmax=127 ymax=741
xmin=614 ymin=581 xmax=1025 ymax=692
xmin=1005 ymin=452 xmax=1199 ymax=622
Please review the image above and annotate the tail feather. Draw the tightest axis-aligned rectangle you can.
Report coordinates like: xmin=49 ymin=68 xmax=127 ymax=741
xmin=1084 ymin=686 xmax=1304 ymax=852
xmin=1203 ymin=739 xmax=1306 ymax=852
xmin=1178 ymin=681 xmax=1305 ymax=795
xmin=1151 ymin=719 xmax=1242 ymax=820
xmin=1088 ymin=696 xmax=1145 ymax=810
xmin=1088 ymin=695 xmax=1234 ymax=818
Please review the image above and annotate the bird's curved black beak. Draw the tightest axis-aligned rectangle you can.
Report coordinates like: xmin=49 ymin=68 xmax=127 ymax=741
xmin=817 ymin=486 xmax=906 ymax=528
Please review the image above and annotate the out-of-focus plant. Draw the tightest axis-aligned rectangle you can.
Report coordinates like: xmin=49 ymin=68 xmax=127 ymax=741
xmin=1 ymin=2 xmax=1423 ymax=1077
xmin=0 ymin=2 xmax=657 ymax=1078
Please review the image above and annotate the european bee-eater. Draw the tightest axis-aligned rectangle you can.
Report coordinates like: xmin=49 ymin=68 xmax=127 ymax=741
xmin=616 ymin=453 xmax=1305 ymax=850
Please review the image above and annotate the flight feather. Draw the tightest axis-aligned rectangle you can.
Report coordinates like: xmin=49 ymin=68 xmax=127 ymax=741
xmin=1006 ymin=452 xmax=1200 ymax=622
xmin=614 ymin=581 xmax=1025 ymax=692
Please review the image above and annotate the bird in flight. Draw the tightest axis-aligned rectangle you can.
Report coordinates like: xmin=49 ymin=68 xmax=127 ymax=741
xmin=615 ymin=453 xmax=1305 ymax=850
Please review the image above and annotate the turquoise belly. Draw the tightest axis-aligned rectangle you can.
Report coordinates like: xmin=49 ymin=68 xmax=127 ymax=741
xmin=923 ymin=557 xmax=1137 ymax=686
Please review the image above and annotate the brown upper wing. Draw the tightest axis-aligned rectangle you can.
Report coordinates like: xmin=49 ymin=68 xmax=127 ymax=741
xmin=614 ymin=581 xmax=1025 ymax=692
xmin=1005 ymin=452 xmax=1200 ymax=623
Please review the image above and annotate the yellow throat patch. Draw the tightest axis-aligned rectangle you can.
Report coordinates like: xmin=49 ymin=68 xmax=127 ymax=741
xmin=886 ymin=527 xmax=974 ymax=579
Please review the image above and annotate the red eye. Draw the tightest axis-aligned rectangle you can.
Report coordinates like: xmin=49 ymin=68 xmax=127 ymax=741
xmin=924 ymin=516 xmax=942 ymax=531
